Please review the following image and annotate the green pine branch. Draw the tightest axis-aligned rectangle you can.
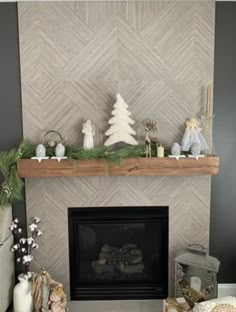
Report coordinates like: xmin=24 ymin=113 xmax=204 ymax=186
xmin=0 ymin=139 xmax=148 ymax=207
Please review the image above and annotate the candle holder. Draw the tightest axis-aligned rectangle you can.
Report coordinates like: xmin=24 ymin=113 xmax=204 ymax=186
xmin=175 ymin=244 xmax=220 ymax=305
xmin=201 ymin=113 xmax=215 ymax=155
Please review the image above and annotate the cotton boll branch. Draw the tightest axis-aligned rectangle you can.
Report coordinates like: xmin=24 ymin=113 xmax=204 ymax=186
xmin=9 ymin=217 xmax=43 ymax=275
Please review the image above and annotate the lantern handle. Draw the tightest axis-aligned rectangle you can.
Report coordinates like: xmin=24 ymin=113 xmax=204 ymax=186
xmin=187 ymin=244 xmax=207 ymax=255
xmin=43 ymin=130 xmax=63 ymax=146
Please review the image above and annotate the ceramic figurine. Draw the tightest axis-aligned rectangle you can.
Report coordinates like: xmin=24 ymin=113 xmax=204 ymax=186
xmin=144 ymin=127 xmax=151 ymax=157
xmin=36 ymin=144 xmax=46 ymax=158
xmin=104 ymin=94 xmax=138 ymax=146
xmin=55 ymin=143 xmax=65 ymax=157
xmin=32 ymin=268 xmax=68 ymax=312
xmin=171 ymin=143 xmax=181 ymax=156
xmin=191 ymin=143 xmax=201 ymax=156
xmin=181 ymin=118 xmax=208 ymax=152
xmin=82 ymin=120 xmax=95 ymax=150
xmin=32 ymin=268 xmax=57 ymax=312
xmin=144 ymin=119 xmax=159 ymax=157
xmin=49 ymin=286 xmax=68 ymax=312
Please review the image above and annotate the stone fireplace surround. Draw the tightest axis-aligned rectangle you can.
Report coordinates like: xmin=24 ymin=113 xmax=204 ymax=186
xmin=18 ymin=0 xmax=215 ymax=310
xmin=25 ymin=176 xmax=211 ymax=297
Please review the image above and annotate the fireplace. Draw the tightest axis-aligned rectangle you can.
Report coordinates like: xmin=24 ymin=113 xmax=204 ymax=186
xmin=68 ymin=207 xmax=168 ymax=300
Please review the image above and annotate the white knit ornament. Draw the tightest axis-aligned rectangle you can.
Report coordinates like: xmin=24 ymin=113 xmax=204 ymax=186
xmin=104 ymin=94 xmax=138 ymax=146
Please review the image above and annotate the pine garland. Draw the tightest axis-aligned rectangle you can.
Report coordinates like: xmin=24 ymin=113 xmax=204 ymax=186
xmin=66 ymin=145 xmax=145 ymax=164
xmin=0 ymin=140 xmax=147 ymax=206
xmin=0 ymin=148 xmax=24 ymax=206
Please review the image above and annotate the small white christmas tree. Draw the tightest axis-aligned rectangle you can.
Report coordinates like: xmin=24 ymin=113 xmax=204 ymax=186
xmin=104 ymin=94 xmax=138 ymax=146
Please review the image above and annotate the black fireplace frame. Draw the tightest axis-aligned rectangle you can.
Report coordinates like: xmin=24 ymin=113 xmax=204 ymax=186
xmin=68 ymin=206 xmax=169 ymax=300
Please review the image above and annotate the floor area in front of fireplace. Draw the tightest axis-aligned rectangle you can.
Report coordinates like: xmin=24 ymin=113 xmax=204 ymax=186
xmin=7 ymin=299 xmax=163 ymax=312
xmin=69 ymin=300 xmax=163 ymax=312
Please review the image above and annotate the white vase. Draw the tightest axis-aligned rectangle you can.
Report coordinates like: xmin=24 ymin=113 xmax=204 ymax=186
xmin=13 ymin=274 xmax=33 ymax=312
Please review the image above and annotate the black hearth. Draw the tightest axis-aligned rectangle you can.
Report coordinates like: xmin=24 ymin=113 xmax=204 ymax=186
xmin=68 ymin=207 xmax=168 ymax=300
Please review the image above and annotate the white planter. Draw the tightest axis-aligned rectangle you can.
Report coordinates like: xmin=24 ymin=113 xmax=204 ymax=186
xmin=0 ymin=235 xmax=14 ymax=312
xmin=0 ymin=205 xmax=12 ymax=244
xmin=13 ymin=274 xmax=33 ymax=312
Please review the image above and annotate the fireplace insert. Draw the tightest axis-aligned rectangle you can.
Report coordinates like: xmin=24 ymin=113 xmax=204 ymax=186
xmin=68 ymin=206 xmax=168 ymax=300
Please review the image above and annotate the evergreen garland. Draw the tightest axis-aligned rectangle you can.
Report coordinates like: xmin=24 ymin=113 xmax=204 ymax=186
xmin=0 ymin=147 xmax=24 ymax=206
xmin=0 ymin=140 xmax=147 ymax=207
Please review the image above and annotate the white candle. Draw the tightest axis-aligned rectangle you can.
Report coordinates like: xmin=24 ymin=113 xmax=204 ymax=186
xmin=190 ymin=276 xmax=202 ymax=293
xmin=157 ymin=145 xmax=164 ymax=157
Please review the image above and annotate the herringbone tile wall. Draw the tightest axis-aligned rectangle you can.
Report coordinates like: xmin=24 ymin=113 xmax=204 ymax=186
xmin=18 ymin=0 xmax=215 ymax=297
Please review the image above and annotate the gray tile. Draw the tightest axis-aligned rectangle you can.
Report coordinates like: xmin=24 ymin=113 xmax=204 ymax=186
xmin=18 ymin=0 xmax=215 ymax=298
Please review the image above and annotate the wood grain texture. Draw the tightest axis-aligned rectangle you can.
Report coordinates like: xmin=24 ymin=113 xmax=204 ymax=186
xmin=17 ymin=157 xmax=220 ymax=177
xmin=18 ymin=1 xmax=215 ymax=298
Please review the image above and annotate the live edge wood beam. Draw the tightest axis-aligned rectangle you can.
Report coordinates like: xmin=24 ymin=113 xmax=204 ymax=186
xmin=17 ymin=157 xmax=220 ymax=178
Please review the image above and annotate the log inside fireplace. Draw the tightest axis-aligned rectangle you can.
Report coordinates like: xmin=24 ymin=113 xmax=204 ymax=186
xmin=68 ymin=206 xmax=168 ymax=300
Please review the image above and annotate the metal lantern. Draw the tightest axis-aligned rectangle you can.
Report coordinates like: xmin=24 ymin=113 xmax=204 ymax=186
xmin=175 ymin=244 xmax=220 ymax=303
xmin=43 ymin=130 xmax=63 ymax=148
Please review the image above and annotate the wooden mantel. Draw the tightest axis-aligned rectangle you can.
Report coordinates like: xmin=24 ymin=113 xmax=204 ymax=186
xmin=17 ymin=157 xmax=220 ymax=177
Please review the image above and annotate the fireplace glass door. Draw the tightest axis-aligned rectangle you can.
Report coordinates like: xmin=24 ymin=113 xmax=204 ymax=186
xmin=68 ymin=207 xmax=168 ymax=300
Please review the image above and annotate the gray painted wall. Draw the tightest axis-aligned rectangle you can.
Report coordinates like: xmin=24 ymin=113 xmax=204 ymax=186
xmin=210 ymin=2 xmax=236 ymax=283
xmin=0 ymin=3 xmax=22 ymax=151
xmin=0 ymin=3 xmax=25 ymax=281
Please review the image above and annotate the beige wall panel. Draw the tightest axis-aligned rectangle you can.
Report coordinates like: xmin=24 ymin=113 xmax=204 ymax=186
xmin=18 ymin=0 xmax=215 ymax=298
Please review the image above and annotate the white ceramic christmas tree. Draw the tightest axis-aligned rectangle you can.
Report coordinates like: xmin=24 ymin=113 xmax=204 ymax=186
xmin=104 ymin=94 xmax=138 ymax=146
